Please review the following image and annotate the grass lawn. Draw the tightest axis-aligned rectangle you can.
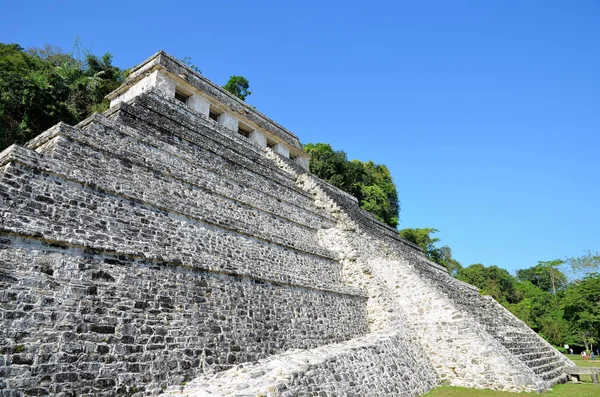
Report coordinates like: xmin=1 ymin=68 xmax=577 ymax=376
xmin=423 ymin=384 xmax=600 ymax=397
xmin=565 ymin=353 xmax=600 ymax=368
xmin=423 ymin=355 xmax=600 ymax=396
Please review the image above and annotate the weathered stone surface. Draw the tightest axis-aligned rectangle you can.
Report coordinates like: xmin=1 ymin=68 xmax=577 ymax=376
xmin=0 ymin=51 xmax=575 ymax=397
xmin=0 ymin=236 xmax=367 ymax=395
xmin=160 ymin=332 xmax=438 ymax=397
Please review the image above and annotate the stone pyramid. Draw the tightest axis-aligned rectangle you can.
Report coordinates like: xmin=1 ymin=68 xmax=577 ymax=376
xmin=0 ymin=51 xmax=574 ymax=397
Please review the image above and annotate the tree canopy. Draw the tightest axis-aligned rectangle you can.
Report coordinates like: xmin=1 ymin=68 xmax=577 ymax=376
xmin=223 ymin=76 xmax=251 ymax=101
xmin=457 ymin=263 xmax=520 ymax=304
xmin=304 ymin=142 xmax=399 ymax=227
xmin=562 ymin=274 xmax=600 ymax=352
xmin=516 ymin=260 xmax=568 ymax=294
xmin=0 ymin=43 xmax=127 ymax=151
xmin=567 ymin=250 xmax=600 ymax=279
xmin=457 ymin=259 xmax=599 ymax=351
xmin=398 ymin=228 xmax=462 ymax=275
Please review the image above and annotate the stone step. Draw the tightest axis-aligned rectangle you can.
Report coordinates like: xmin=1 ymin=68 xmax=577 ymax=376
xmin=503 ymin=335 xmax=550 ymax=343
xmin=527 ymin=356 xmax=565 ymax=373
xmin=75 ymin=118 xmax=336 ymax=229
xmin=120 ymin=95 xmax=303 ymax=191
xmin=132 ymin=92 xmax=295 ymax=178
xmin=506 ymin=345 xmax=556 ymax=356
xmin=0 ymin=161 xmax=350 ymax=293
xmin=545 ymin=372 xmax=569 ymax=386
xmin=503 ymin=339 xmax=552 ymax=348
xmin=105 ymin=110 xmax=309 ymax=202
xmin=516 ymin=350 xmax=556 ymax=362
xmin=36 ymin=136 xmax=336 ymax=260
xmin=502 ymin=331 xmax=535 ymax=338
xmin=505 ymin=343 xmax=551 ymax=352
xmin=539 ymin=366 xmax=568 ymax=382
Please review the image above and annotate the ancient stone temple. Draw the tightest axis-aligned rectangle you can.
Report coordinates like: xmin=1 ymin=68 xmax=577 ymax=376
xmin=0 ymin=51 xmax=574 ymax=396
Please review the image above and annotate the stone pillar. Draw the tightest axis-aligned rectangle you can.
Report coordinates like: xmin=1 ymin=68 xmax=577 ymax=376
xmin=188 ymin=94 xmax=210 ymax=117
xmin=218 ymin=112 xmax=239 ymax=132
xmin=273 ymin=143 xmax=290 ymax=158
xmin=295 ymin=156 xmax=310 ymax=171
xmin=109 ymin=70 xmax=176 ymax=107
xmin=151 ymin=70 xmax=177 ymax=98
xmin=248 ymin=130 xmax=267 ymax=148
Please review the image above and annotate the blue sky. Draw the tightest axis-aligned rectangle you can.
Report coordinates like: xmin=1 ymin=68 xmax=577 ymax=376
xmin=1 ymin=1 xmax=598 ymax=273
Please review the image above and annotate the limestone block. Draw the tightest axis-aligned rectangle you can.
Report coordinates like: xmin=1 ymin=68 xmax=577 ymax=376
xmin=273 ymin=143 xmax=290 ymax=158
xmin=187 ymin=94 xmax=210 ymax=117
xmin=295 ymin=155 xmax=310 ymax=171
xmin=218 ymin=112 xmax=239 ymax=132
xmin=110 ymin=70 xmax=176 ymax=107
xmin=152 ymin=71 xmax=177 ymax=98
xmin=248 ymin=130 xmax=267 ymax=148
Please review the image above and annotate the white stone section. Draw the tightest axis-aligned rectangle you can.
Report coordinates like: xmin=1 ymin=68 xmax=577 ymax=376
xmin=248 ymin=130 xmax=267 ymax=148
xmin=273 ymin=143 xmax=290 ymax=158
xmin=160 ymin=331 xmax=438 ymax=397
xmin=187 ymin=94 xmax=210 ymax=117
xmin=295 ymin=155 xmax=310 ymax=170
xmin=110 ymin=70 xmax=176 ymax=107
xmin=218 ymin=112 xmax=239 ymax=132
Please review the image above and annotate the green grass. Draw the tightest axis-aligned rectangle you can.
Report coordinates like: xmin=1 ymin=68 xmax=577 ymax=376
xmin=422 ymin=355 xmax=600 ymax=396
xmin=423 ymin=384 xmax=600 ymax=397
xmin=565 ymin=353 xmax=600 ymax=368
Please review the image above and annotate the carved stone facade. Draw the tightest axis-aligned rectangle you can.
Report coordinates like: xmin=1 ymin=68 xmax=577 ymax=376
xmin=0 ymin=52 xmax=573 ymax=397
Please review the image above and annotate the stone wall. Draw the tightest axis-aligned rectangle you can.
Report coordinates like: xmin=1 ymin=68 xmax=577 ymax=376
xmin=0 ymin=91 xmax=369 ymax=396
xmin=160 ymin=332 xmax=438 ymax=397
xmin=168 ymin=122 xmax=571 ymax=396
xmin=291 ymin=173 xmax=550 ymax=393
xmin=235 ymin=152 xmax=572 ymax=395
xmin=0 ymin=235 xmax=366 ymax=396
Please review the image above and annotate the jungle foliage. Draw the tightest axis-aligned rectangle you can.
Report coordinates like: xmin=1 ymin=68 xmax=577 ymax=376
xmin=0 ymin=43 xmax=127 ymax=151
xmin=458 ymin=259 xmax=600 ymax=352
xmin=398 ymin=227 xmax=462 ymax=275
xmin=223 ymin=75 xmax=251 ymax=101
xmin=303 ymin=142 xmax=399 ymax=227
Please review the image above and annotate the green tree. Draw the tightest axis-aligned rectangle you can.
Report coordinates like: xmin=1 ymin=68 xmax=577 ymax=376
xmin=0 ymin=42 xmax=126 ymax=151
xmin=398 ymin=228 xmax=461 ymax=274
xmin=516 ymin=260 xmax=568 ymax=294
xmin=430 ymin=245 xmax=462 ymax=276
xmin=303 ymin=143 xmax=348 ymax=188
xmin=304 ymin=143 xmax=399 ymax=227
xmin=507 ymin=280 xmax=568 ymax=345
xmin=506 ymin=281 xmax=546 ymax=329
xmin=356 ymin=161 xmax=398 ymax=227
xmin=398 ymin=228 xmax=440 ymax=254
xmin=562 ymin=274 xmax=600 ymax=351
xmin=568 ymin=250 xmax=600 ymax=279
xmin=456 ymin=263 xmax=520 ymax=304
xmin=537 ymin=309 xmax=570 ymax=346
xmin=223 ymin=76 xmax=251 ymax=101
